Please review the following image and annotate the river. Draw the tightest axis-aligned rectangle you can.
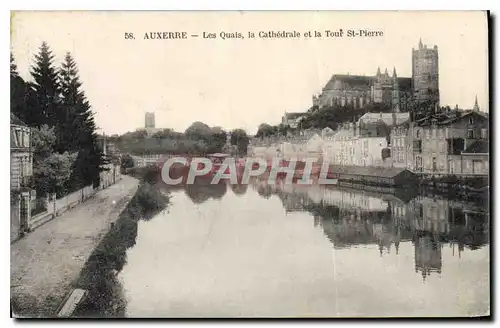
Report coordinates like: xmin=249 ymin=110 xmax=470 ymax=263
xmin=115 ymin=179 xmax=490 ymax=318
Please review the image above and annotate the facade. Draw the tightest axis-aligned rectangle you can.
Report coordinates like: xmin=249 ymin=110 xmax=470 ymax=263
xmin=322 ymin=122 xmax=389 ymax=167
xmin=313 ymin=69 xmax=413 ymax=112
xmin=390 ymin=110 xmax=489 ymax=175
xmin=11 ymin=115 xmax=33 ymax=190
xmin=10 ymin=114 xmax=34 ymax=242
xmin=312 ymin=39 xmax=439 ymax=112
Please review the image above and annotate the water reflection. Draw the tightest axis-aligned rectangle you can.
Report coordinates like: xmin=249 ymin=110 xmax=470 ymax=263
xmin=120 ymin=178 xmax=489 ymax=317
xmin=251 ymin=178 xmax=489 ymax=281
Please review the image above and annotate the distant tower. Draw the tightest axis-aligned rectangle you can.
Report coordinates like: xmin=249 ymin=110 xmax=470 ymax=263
xmin=392 ymin=67 xmax=400 ymax=113
xmin=145 ymin=112 xmax=155 ymax=129
xmin=412 ymin=38 xmax=440 ymax=108
xmin=473 ymin=95 xmax=480 ymax=112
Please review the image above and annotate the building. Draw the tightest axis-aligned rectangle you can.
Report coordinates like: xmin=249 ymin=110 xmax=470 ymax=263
xmin=137 ymin=112 xmax=161 ymax=135
xmin=145 ymin=112 xmax=155 ymax=128
xmin=10 ymin=114 xmax=34 ymax=242
xmin=322 ymin=122 xmax=390 ymax=167
xmin=412 ymin=39 xmax=440 ymax=107
xmin=282 ymin=112 xmax=306 ymax=129
xmin=390 ymin=109 xmax=489 ymax=175
xmin=311 ymin=39 xmax=439 ymax=113
xmin=313 ymin=69 xmax=413 ymax=112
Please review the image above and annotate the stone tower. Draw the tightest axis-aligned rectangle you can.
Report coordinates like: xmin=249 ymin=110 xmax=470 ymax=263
xmin=412 ymin=38 xmax=439 ymax=107
xmin=145 ymin=112 xmax=155 ymax=129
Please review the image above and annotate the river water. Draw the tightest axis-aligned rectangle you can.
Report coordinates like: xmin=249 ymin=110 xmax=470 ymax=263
xmin=117 ymin=180 xmax=490 ymax=318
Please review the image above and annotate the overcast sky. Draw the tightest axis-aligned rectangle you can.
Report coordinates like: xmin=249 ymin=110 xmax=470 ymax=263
xmin=11 ymin=11 xmax=488 ymax=135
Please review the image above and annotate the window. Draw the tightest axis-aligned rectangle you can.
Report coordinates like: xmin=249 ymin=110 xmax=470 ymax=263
xmin=467 ymin=129 xmax=474 ymax=139
xmin=469 ymin=116 xmax=475 ymax=125
xmin=23 ymin=131 xmax=30 ymax=148
xmin=425 ymin=130 xmax=430 ymax=140
xmin=432 ymin=129 xmax=436 ymax=138
xmin=416 ymin=129 xmax=421 ymax=139
xmin=481 ymin=128 xmax=487 ymax=139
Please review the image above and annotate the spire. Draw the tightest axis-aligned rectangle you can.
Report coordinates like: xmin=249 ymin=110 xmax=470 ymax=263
xmin=384 ymin=68 xmax=389 ymax=77
xmin=473 ymin=95 xmax=480 ymax=111
xmin=376 ymin=66 xmax=381 ymax=76
xmin=393 ymin=66 xmax=397 ymax=78
xmin=419 ymin=38 xmax=423 ymax=49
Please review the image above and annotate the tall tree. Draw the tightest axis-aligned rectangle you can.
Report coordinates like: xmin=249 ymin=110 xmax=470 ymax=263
xmin=10 ymin=53 xmax=27 ymax=121
xmin=58 ymin=52 xmax=84 ymax=152
xmin=30 ymin=42 xmax=61 ymax=127
xmin=58 ymin=52 xmax=105 ymax=188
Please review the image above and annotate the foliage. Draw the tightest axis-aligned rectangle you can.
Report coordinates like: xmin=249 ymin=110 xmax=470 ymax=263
xmin=120 ymin=154 xmax=135 ymax=170
xmin=11 ymin=44 xmax=105 ymax=196
xmin=31 ymin=125 xmax=57 ymax=164
xmin=30 ymin=42 xmax=61 ymax=127
xmin=33 ymin=151 xmax=77 ymax=197
xmin=230 ymin=128 xmax=250 ymax=155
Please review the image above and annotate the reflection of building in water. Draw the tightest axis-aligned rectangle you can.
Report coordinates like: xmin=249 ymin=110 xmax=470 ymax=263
xmin=414 ymin=234 xmax=442 ymax=281
xmin=253 ymin=179 xmax=488 ymax=276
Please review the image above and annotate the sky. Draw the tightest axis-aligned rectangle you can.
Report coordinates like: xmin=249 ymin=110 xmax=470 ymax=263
xmin=11 ymin=11 xmax=489 ymax=135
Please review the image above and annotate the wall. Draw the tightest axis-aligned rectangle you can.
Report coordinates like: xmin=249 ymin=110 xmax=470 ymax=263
xmin=11 ymin=201 xmax=21 ymax=243
xmin=26 ymin=165 xmax=122 ymax=235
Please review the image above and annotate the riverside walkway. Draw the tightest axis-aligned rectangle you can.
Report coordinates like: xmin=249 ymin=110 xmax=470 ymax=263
xmin=10 ymin=176 xmax=139 ymax=318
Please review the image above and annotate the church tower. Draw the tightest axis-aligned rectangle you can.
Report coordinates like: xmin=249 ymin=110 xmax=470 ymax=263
xmin=473 ymin=95 xmax=480 ymax=112
xmin=412 ymin=38 xmax=440 ymax=108
xmin=392 ymin=67 xmax=400 ymax=112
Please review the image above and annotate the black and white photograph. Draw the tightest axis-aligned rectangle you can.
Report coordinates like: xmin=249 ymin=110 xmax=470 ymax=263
xmin=9 ymin=10 xmax=490 ymax=318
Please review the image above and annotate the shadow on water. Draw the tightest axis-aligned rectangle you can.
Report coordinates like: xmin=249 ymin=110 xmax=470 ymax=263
xmin=72 ymin=168 xmax=248 ymax=317
xmin=72 ymin=170 xmax=169 ymax=318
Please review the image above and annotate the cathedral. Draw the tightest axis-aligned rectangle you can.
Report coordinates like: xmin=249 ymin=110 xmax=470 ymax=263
xmin=313 ymin=39 xmax=439 ymax=112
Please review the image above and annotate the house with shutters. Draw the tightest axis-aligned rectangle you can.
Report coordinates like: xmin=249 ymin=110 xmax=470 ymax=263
xmin=10 ymin=114 xmax=34 ymax=242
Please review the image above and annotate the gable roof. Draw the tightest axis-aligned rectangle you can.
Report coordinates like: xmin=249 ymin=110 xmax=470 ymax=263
xmin=323 ymin=74 xmax=373 ymax=90
xmin=416 ymin=110 xmax=489 ymax=127
xmin=11 ymin=113 xmax=27 ymax=126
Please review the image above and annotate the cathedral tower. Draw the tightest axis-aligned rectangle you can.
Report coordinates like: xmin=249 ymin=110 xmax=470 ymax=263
xmin=412 ymin=38 xmax=440 ymax=108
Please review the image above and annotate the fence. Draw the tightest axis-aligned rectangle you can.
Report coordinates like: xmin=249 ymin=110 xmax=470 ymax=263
xmin=27 ymin=165 xmax=122 ymax=232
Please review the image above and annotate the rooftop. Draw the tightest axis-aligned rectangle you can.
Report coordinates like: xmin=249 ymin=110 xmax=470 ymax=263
xmin=11 ymin=114 xmax=27 ymax=126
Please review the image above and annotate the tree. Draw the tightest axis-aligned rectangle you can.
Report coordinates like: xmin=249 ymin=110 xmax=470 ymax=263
xmin=256 ymin=123 xmax=275 ymax=138
xmin=58 ymin=52 xmax=105 ymax=188
xmin=120 ymin=154 xmax=135 ymax=170
xmin=10 ymin=53 xmax=29 ymax=122
xmin=30 ymin=42 xmax=61 ymax=127
xmin=185 ymin=121 xmax=212 ymax=139
xmin=33 ymin=152 xmax=77 ymax=197
xmin=230 ymin=128 xmax=250 ymax=155
xmin=57 ymin=52 xmax=83 ymax=152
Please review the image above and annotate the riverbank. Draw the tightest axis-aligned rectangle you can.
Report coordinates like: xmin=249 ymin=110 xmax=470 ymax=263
xmin=10 ymin=176 xmax=139 ymax=318
xmin=72 ymin=175 xmax=169 ymax=317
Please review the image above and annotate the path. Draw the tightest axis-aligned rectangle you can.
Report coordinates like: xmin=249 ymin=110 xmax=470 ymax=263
xmin=10 ymin=175 xmax=139 ymax=318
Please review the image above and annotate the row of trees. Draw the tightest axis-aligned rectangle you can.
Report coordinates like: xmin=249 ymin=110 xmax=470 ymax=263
xmin=111 ymin=122 xmax=250 ymax=157
xmin=11 ymin=42 xmax=105 ymax=197
xmin=254 ymin=93 xmax=445 ymax=138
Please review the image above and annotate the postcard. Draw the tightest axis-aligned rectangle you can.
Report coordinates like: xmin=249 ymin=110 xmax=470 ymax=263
xmin=10 ymin=11 xmax=490 ymax=318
